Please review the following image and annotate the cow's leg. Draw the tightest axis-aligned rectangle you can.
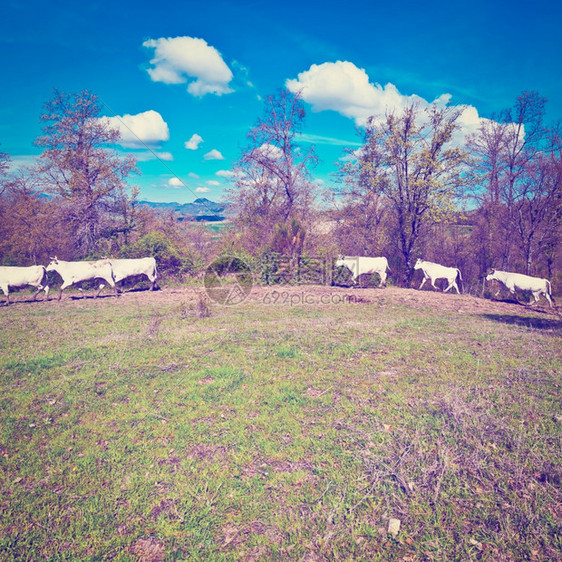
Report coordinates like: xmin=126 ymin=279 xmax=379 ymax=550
xmin=419 ymin=276 xmax=428 ymax=290
xmin=59 ymin=280 xmax=72 ymax=300
xmin=99 ymin=282 xmax=121 ymax=294
xmin=99 ymin=276 xmax=119 ymax=297
xmin=379 ymin=271 xmax=387 ymax=287
xmin=544 ymin=291 xmax=553 ymax=307
xmin=95 ymin=283 xmax=106 ymax=298
xmin=431 ymin=277 xmax=439 ymax=290
xmin=32 ymin=284 xmax=42 ymax=300
xmin=444 ymin=278 xmax=459 ymax=293
xmin=531 ymin=291 xmax=540 ymax=303
xmin=1 ymin=286 xmax=9 ymax=305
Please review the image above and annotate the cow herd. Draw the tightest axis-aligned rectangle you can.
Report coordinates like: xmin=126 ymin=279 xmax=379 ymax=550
xmin=335 ymin=255 xmax=553 ymax=307
xmin=0 ymin=257 xmax=158 ymax=305
xmin=0 ymin=254 xmax=555 ymax=307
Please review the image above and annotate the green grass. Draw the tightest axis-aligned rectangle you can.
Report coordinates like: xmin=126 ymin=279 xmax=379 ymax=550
xmin=1 ymin=290 xmax=561 ymax=560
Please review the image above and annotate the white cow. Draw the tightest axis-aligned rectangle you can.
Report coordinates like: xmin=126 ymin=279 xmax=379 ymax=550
xmin=109 ymin=257 xmax=158 ymax=291
xmin=486 ymin=269 xmax=553 ymax=307
xmin=414 ymin=259 xmax=462 ymax=294
xmin=335 ymin=256 xmax=390 ymax=287
xmin=46 ymin=257 xmax=118 ymax=300
xmin=0 ymin=265 xmax=49 ymax=305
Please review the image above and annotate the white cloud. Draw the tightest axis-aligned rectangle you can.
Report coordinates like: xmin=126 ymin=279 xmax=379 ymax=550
xmin=254 ymin=143 xmax=283 ymax=160
xmin=203 ymin=149 xmax=224 ymax=160
xmin=206 ymin=180 xmax=220 ymax=186
xmin=188 ymin=172 xmax=200 ymax=179
xmin=185 ymin=133 xmax=203 ymax=150
xmin=286 ymin=61 xmax=424 ymax=125
xmin=286 ymin=61 xmax=487 ymax=139
xmin=297 ymin=133 xmax=361 ymax=147
xmin=7 ymin=155 xmax=38 ymax=172
xmin=168 ymin=177 xmax=184 ymax=188
xmin=143 ymin=36 xmax=234 ymax=97
xmin=216 ymin=169 xmax=236 ymax=178
xmin=196 ymin=186 xmax=211 ymax=193
xmin=105 ymin=110 xmax=169 ymax=148
xmin=133 ymin=150 xmax=173 ymax=162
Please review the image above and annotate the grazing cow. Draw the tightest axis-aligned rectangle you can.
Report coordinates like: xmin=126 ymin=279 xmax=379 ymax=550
xmin=0 ymin=265 xmax=49 ymax=305
xmin=46 ymin=257 xmax=117 ymax=300
xmin=108 ymin=257 xmax=158 ymax=291
xmin=414 ymin=259 xmax=462 ymax=294
xmin=335 ymin=256 xmax=390 ymax=287
xmin=486 ymin=269 xmax=553 ymax=307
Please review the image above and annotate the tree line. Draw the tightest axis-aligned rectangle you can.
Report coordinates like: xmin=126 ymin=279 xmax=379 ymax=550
xmin=1 ymin=89 xmax=560 ymax=295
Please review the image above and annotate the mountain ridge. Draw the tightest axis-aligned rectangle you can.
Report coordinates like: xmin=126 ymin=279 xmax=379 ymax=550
xmin=139 ymin=198 xmax=230 ymax=222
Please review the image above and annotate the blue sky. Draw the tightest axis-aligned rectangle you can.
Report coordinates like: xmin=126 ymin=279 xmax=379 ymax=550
xmin=1 ymin=0 xmax=561 ymax=204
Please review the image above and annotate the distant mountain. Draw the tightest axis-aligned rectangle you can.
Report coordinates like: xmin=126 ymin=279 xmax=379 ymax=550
xmin=139 ymin=198 xmax=231 ymax=222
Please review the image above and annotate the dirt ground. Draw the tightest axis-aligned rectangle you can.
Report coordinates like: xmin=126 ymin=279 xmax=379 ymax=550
xmin=246 ymin=284 xmax=561 ymax=318
xmin=3 ymin=282 xmax=561 ymax=324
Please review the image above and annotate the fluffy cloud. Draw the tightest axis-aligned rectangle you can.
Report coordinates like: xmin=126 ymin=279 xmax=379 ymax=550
xmin=286 ymin=61 xmax=413 ymax=125
xmin=286 ymin=61 xmax=486 ymax=138
xmin=196 ymin=186 xmax=211 ymax=193
xmin=143 ymin=36 xmax=233 ymax=97
xmin=168 ymin=177 xmax=184 ymax=188
xmin=105 ymin=110 xmax=169 ymax=148
xmin=7 ymin=155 xmax=38 ymax=171
xmin=134 ymin=151 xmax=173 ymax=162
xmin=185 ymin=133 xmax=203 ymax=150
xmin=254 ymin=143 xmax=283 ymax=160
xmin=206 ymin=180 xmax=220 ymax=186
xmin=216 ymin=169 xmax=236 ymax=178
xmin=203 ymin=149 xmax=224 ymax=160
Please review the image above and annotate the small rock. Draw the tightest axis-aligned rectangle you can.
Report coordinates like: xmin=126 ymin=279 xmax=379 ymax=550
xmin=388 ymin=518 xmax=401 ymax=537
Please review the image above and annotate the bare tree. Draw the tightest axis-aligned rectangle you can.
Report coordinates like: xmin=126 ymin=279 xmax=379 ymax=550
xmin=0 ymin=168 xmax=72 ymax=264
xmin=227 ymin=89 xmax=317 ymax=254
xmin=0 ymin=148 xmax=10 ymax=196
xmin=470 ymin=92 xmax=560 ymax=275
xmin=512 ymin=131 xmax=562 ymax=275
xmin=346 ymin=103 xmax=467 ymax=284
xmin=35 ymin=89 xmax=138 ymax=257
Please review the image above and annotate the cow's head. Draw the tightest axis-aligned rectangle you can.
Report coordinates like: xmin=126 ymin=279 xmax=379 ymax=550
xmin=46 ymin=256 xmax=59 ymax=271
xmin=485 ymin=268 xmax=496 ymax=281
xmin=413 ymin=258 xmax=423 ymax=270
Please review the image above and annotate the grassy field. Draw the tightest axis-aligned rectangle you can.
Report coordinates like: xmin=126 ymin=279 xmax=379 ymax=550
xmin=0 ymin=286 xmax=561 ymax=561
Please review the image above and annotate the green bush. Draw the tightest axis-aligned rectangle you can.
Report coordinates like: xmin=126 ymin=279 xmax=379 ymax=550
xmin=122 ymin=232 xmax=195 ymax=278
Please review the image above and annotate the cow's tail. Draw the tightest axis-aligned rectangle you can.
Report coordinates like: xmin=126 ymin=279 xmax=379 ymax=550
xmin=546 ymin=280 xmax=556 ymax=304
xmin=40 ymin=265 xmax=48 ymax=287
xmin=152 ymin=258 xmax=159 ymax=290
xmin=457 ymin=268 xmax=463 ymax=294
xmin=40 ymin=265 xmax=50 ymax=298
